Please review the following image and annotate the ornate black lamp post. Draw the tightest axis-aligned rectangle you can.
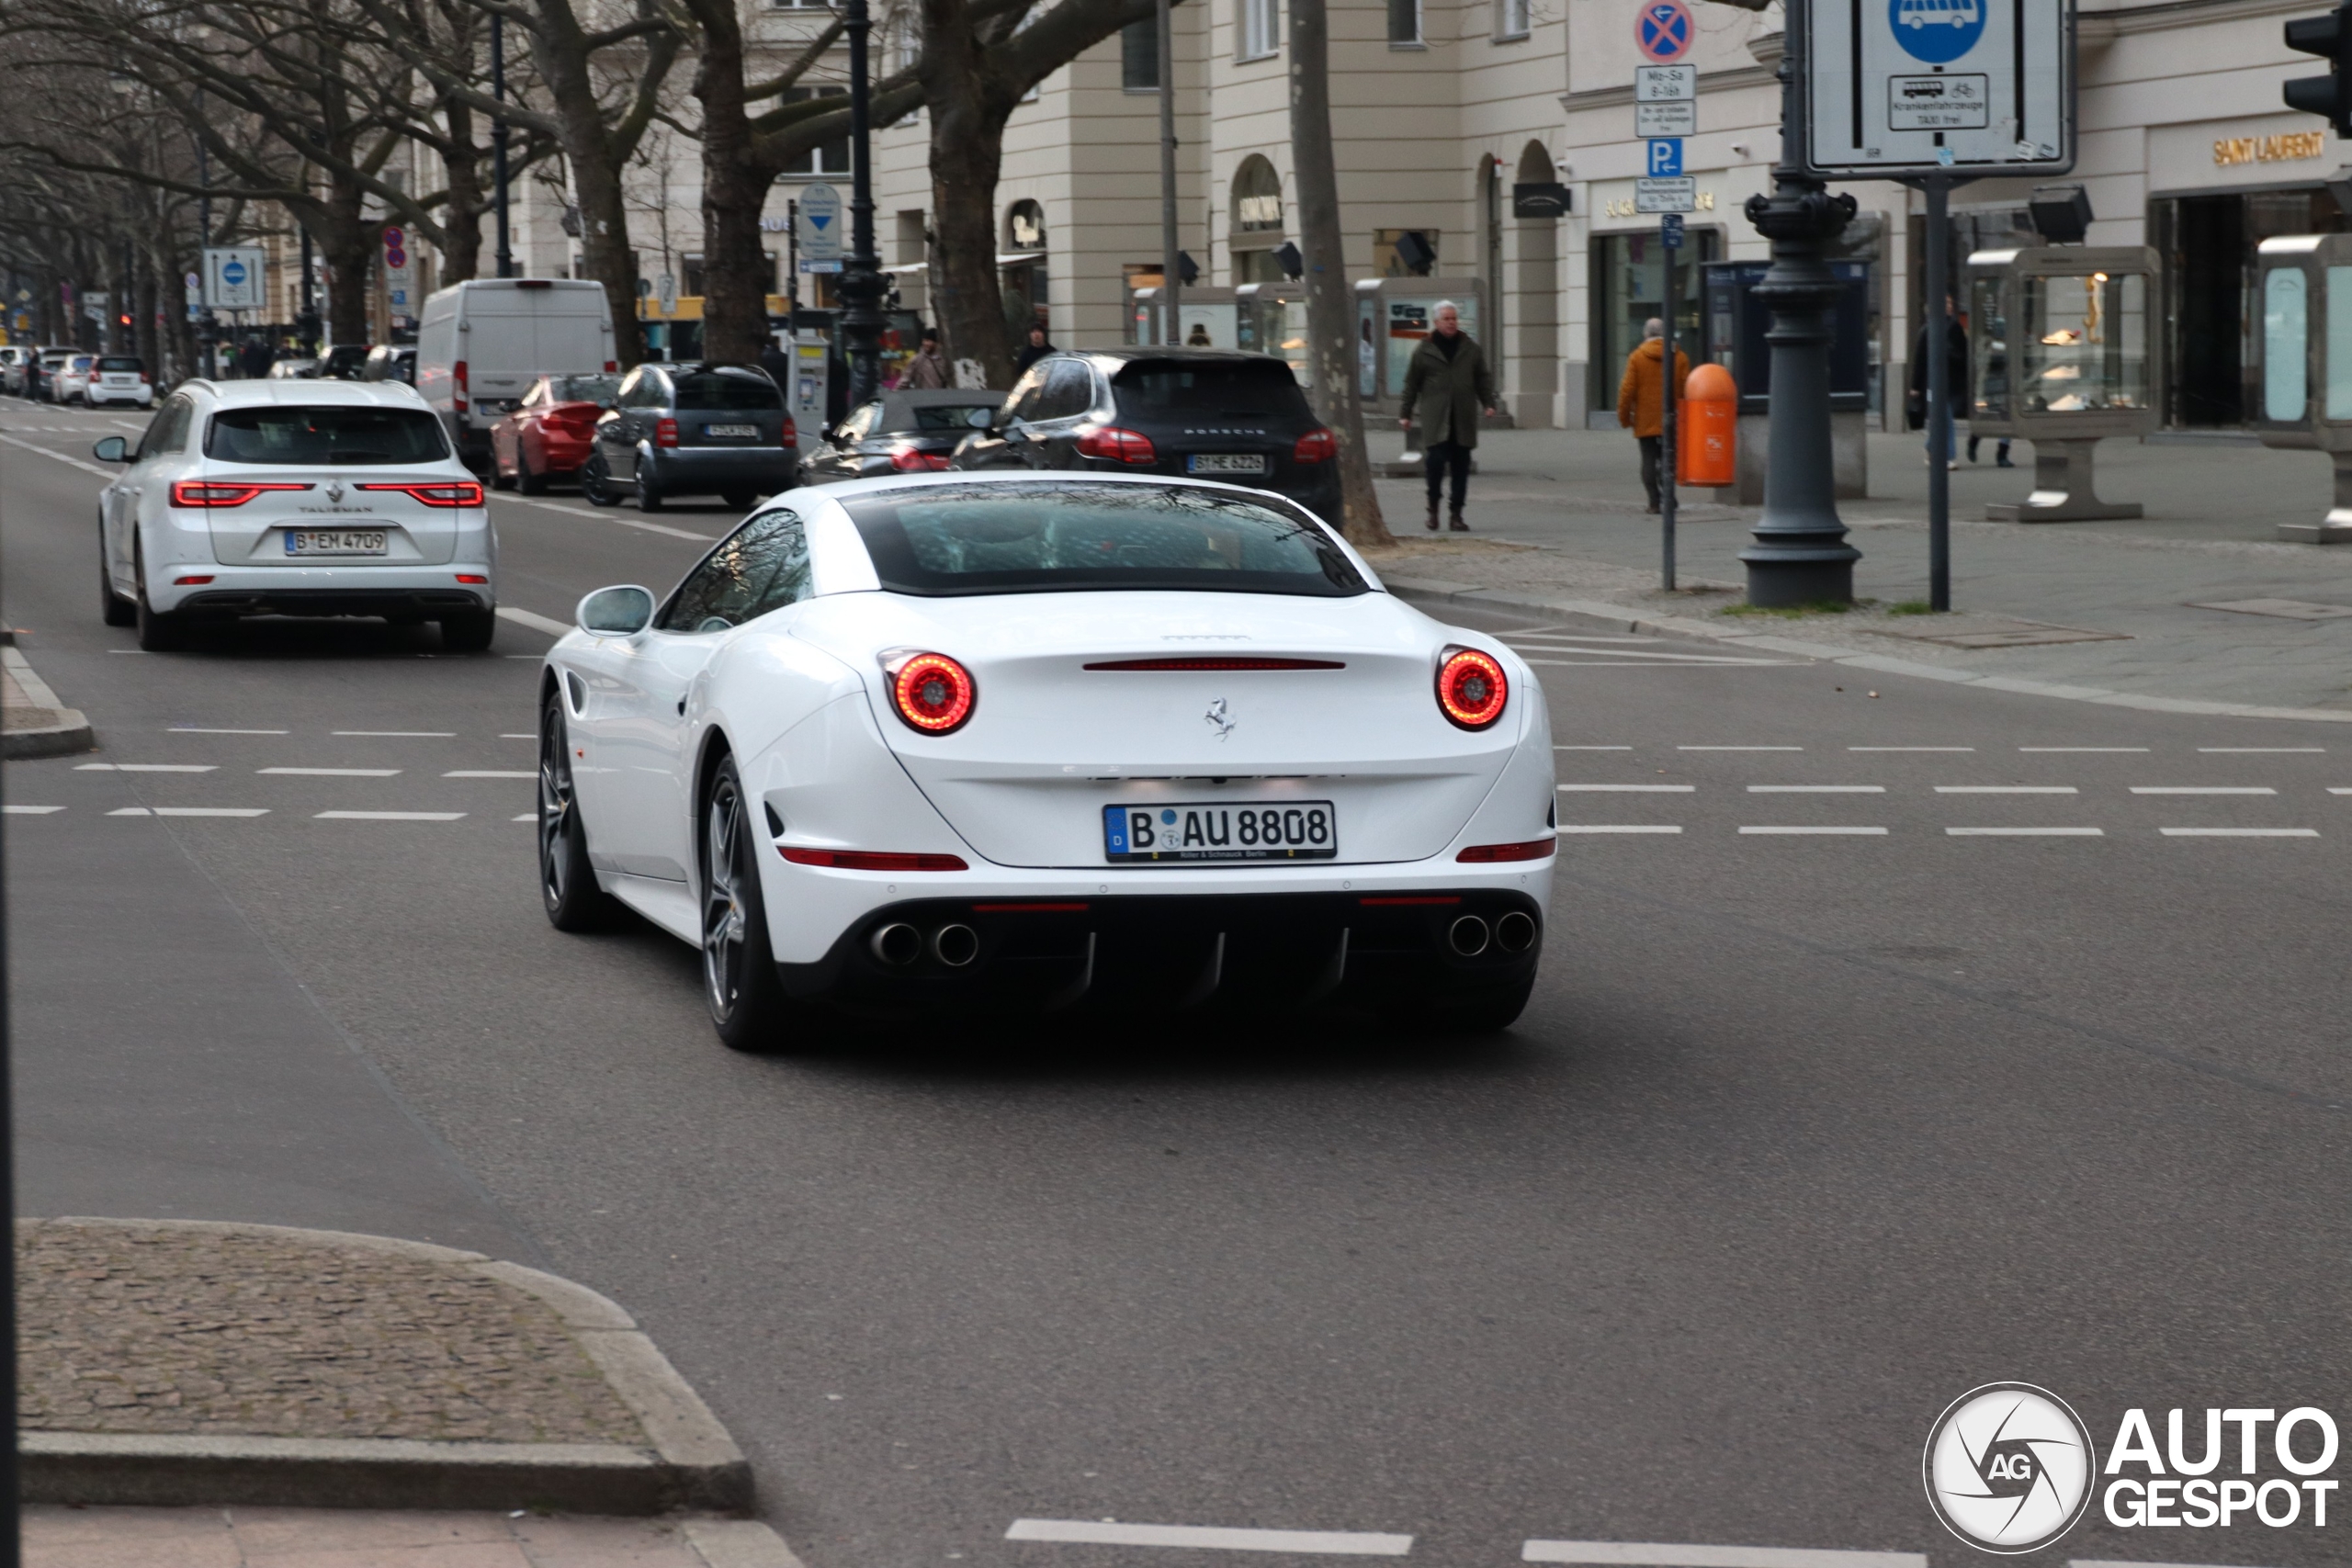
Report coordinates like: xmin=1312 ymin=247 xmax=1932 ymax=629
xmin=837 ymin=0 xmax=885 ymax=403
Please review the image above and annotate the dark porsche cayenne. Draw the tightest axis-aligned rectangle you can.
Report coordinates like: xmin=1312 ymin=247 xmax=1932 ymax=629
xmin=950 ymin=348 xmax=1340 ymax=518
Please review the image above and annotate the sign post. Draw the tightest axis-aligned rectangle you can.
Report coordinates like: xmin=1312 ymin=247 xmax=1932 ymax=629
xmin=1661 ymin=213 xmax=1684 ymax=592
xmin=1634 ymin=5 xmax=1696 ymax=592
xmin=202 ymin=247 xmax=266 ymax=312
xmin=797 ymin=183 xmax=844 ymax=276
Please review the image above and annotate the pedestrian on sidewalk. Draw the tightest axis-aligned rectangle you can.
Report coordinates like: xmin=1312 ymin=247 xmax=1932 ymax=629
xmin=1911 ymin=296 xmax=1968 ymax=471
xmin=1013 ymin=321 xmax=1056 ymax=378
xmin=1615 ymin=317 xmax=1690 ymax=514
xmin=1398 ymin=300 xmax=1497 ymax=532
xmin=758 ymin=334 xmax=794 ymax=401
xmin=907 ymin=328 xmax=948 ymax=389
xmin=1962 ymin=299 xmax=2013 ymax=468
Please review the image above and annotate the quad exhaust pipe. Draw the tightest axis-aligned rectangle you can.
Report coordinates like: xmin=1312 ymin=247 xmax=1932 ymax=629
xmin=1448 ymin=915 xmax=1490 ymax=957
xmin=870 ymin=922 xmax=922 ymax=966
xmin=870 ymin=920 xmax=981 ymax=967
xmin=1495 ymin=910 xmax=1538 ymax=954
xmin=931 ymin=923 xmax=979 ymax=967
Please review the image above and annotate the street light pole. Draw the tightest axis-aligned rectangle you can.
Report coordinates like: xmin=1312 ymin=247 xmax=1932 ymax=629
xmin=1157 ymin=0 xmax=1180 ymax=346
xmin=492 ymin=14 xmax=514 ymax=279
xmin=838 ymin=0 xmax=885 ymax=403
xmin=1736 ymin=24 xmax=1860 ymax=607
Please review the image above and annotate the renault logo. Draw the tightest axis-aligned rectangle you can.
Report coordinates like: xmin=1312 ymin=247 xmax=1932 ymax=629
xmin=324 ymin=481 xmax=345 ymax=502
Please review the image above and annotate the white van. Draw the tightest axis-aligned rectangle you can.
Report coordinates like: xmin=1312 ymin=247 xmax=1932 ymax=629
xmin=415 ymin=279 xmax=615 ymax=468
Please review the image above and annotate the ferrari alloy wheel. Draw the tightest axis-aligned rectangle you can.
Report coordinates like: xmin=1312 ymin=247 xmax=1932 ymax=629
xmin=538 ymin=688 xmax=619 ymax=931
xmin=701 ymin=755 xmax=789 ymax=1051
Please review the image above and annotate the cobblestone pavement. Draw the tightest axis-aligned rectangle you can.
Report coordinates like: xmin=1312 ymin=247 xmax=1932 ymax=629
xmin=1359 ymin=428 xmax=2352 ymax=713
xmin=22 ymin=1505 xmax=757 ymax=1567
xmin=17 ymin=1221 xmax=644 ymax=1445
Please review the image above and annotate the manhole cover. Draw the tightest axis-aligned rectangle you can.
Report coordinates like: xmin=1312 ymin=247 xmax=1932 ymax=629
xmin=2189 ymin=598 xmax=2352 ymax=621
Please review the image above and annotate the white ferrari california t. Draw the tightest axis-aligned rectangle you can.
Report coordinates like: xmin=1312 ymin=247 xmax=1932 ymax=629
xmin=537 ymin=472 xmax=1556 ymax=1049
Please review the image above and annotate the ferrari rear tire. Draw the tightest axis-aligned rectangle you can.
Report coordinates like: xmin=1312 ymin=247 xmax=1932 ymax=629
xmin=701 ymin=755 xmax=793 ymax=1053
xmin=539 ymin=689 xmax=622 ymax=931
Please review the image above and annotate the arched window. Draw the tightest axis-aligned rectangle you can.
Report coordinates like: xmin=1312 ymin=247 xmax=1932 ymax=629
xmin=1230 ymin=156 xmax=1286 ymax=283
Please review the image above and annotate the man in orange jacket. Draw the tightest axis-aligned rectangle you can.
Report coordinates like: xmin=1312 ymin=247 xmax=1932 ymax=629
xmin=1616 ymin=318 xmax=1690 ymax=514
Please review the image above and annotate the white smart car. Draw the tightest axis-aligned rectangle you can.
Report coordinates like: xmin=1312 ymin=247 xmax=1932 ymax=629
xmin=93 ymin=378 xmax=496 ymax=651
xmin=537 ymin=473 xmax=1555 ymax=1049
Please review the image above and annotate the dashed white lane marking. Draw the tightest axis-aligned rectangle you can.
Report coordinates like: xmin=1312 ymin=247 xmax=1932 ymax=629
xmin=1739 ymin=826 xmax=1888 ymax=836
xmin=169 ymin=727 xmax=288 ymax=735
xmin=1557 ymin=825 xmax=1683 ymax=834
xmin=1747 ymin=784 xmax=1884 ymax=794
xmin=108 ymin=807 xmax=269 ymax=818
xmin=334 ymin=730 xmax=455 ymax=738
xmin=498 ymin=496 xmax=721 ymax=543
xmin=498 ymin=606 xmax=573 ymax=638
xmin=4 ymin=805 xmax=65 ymax=815
xmin=76 ymin=763 xmax=216 ymax=773
xmin=446 ymin=771 xmax=535 ymax=779
xmin=1850 ymin=746 xmax=1973 ymax=751
xmin=2021 ymin=747 xmax=2149 ymax=753
xmin=260 ymin=767 xmax=402 ymax=777
xmin=314 ymin=811 xmax=468 ymax=821
xmin=1937 ymin=785 xmax=2078 ymax=795
xmin=1555 ymin=745 xmax=1633 ymax=750
xmin=1557 ymin=784 xmax=1693 ymax=793
xmin=512 ymin=813 xmax=537 ymax=822
xmin=2333 ymin=788 xmax=2352 ymax=795
xmin=2131 ymin=786 xmax=2276 ymax=795
xmin=1680 ymin=745 xmax=1802 ymax=751
xmin=2160 ymin=827 xmax=2318 ymax=838
xmin=0 ymin=429 xmax=111 ymax=475
xmin=1005 ymin=1521 xmax=1412 ymax=1556
xmin=2200 ymin=747 xmax=2324 ymax=753
xmin=1523 ymin=1544 xmax=1924 ymax=1568
xmin=1947 ymin=827 xmax=2104 ymax=837
xmin=502 ymin=733 xmax=537 ymax=739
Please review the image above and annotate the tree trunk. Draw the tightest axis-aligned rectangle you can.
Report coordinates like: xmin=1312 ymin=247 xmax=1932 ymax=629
xmin=921 ymin=0 xmax=1012 ymax=387
xmin=1287 ymin=0 xmax=1387 ymax=545
xmin=315 ymin=180 xmax=375 ymax=347
xmin=135 ymin=245 xmax=162 ymax=381
xmin=692 ymin=0 xmax=777 ymax=364
xmin=530 ymin=0 xmax=663 ymax=367
xmin=437 ymin=96 xmax=486 ymax=285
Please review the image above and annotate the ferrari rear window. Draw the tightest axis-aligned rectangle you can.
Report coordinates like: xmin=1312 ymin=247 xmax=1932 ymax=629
xmin=205 ymin=406 xmax=451 ymax=465
xmin=844 ymin=482 xmax=1366 ymax=598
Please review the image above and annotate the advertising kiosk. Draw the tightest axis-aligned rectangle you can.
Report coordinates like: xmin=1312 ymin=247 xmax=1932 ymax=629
xmin=2252 ymin=233 xmax=2352 ymax=544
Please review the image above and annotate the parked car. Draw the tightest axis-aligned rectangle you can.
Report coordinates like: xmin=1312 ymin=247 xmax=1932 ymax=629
xmin=415 ymin=278 xmax=615 ymax=471
xmin=799 ymin=389 xmax=1001 ymax=483
xmin=90 ymin=378 xmax=497 ymax=652
xmin=361 ymin=344 xmax=416 ymax=386
xmin=320 ymin=344 xmax=372 ymax=381
xmin=0 ymin=346 xmax=28 ymax=396
xmin=53 ymin=354 xmax=97 ymax=405
xmin=30 ymin=348 xmax=77 ymax=402
xmin=491 ymin=372 xmax=619 ymax=494
xmin=582 ymin=363 xmax=797 ymax=512
xmin=950 ymin=348 xmax=1340 ymax=519
xmin=85 ymin=355 xmax=154 ymax=409
xmin=266 ymin=357 xmax=322 ymax=379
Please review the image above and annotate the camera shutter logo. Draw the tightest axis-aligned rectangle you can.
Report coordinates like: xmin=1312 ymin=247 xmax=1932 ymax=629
xmin=1923 ymin=1382 xmax=2096 ymax=1552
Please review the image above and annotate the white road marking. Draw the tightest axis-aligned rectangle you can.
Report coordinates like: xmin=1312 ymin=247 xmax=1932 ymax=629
xmin=2020 ymin=747 xmax=2148 ymax=752
xmin=1746 ymin=785 xmax=1884 ymax=794
xmin=1555 ymin=745 xmax=1633 ymax=750
xmin=0 ymin=429 xmax=111 ymax=475
xmin=1523 ymin=1544 xmax=1924 ymax=1568
xmin=2131 ymin=786 xmax=2276 ymax=795
xmin=1946 ymin=827 xmax=2104 ymax=837
xmin=314 ymin=810 xmax=468 ymax=821
xmin=76 ymin=763 xmax=217 ymax=773
xmin=497 ymin=606 xmax=573 ymax=638
xmin=1679 ymin=745 xmax=1802 ymax=751
xmin=1936 ymin=785 xmax=2078 ymax=795
xmin=1557 ymin=825 xmax=1683 ymax=834
xmin=334 ymin=730 xmax=456 ymax=738
xmin=2160 ymin=828 xmax=2317 ymax=837
xmin=260 ymin=767 xmax=402 ymax=777
xmin=1850 ymin=746 xmax=1973 ymax=751
xmin=1739 ymin=826 xmax=1888 ymax=835
xmin=169 ymin=727 xmax=288 ymax=735
xmin=1005 ymin=1521 xmax=1412 ymax=1556
xmin=2199 ymin=747 xmax=2323 ymax=753
xmin=499 ymin=496 xmax=720 ymax=542
xmin=4 ymin=805 xmax=65 ymax=815
xmin=446 ymin=771 xmax=535 ymax=779
xmin=1557 ymin=784 xmax=1694 ymax=793
xmin=108 ymin=807 xmax=269 ymax=818
xmin=2332 ymin=788 xmax=2352 ymax=795
xmin=513 ymin=813 xmax=537 ymax=821
xmin=501 ymin=733 xmax=537 ymax=739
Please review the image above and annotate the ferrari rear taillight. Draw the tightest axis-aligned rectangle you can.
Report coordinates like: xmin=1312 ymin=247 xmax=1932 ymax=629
xmin=169 ymin=480 xmax=313 ymax=507
xmin=1435 ymin=647 xmax=1509 ymax=729
xmin=1293 ymin=427 xmax=1337 ymax=463
xmin=1456 ymin=838 xmax=1555 ymax=863
xmin=656 ymin=417 xmax=679 ymax=448
xmin=888 ymin=445 xmax=951 ymax=472
xmin=357 ymin=480 xmax=485 ymax=507
xmin=780 ymin=847 xmax=969 ymax=872
xmin=1074 ymin=425 xmax=1156 ymax=465
xmin=882 ymin=650 xmax=977 ymax=735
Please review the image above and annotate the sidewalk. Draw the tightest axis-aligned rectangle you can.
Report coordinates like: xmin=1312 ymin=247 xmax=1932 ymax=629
xmin=1359 ymin=427 xmax=2352 ymax=716
xmin=17 ymin=1218 xmax=800 ymax=1565
xmin=1 ymin=637 xmax=93 ymax=759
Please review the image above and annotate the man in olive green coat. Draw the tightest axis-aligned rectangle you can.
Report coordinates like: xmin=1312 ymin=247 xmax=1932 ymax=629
xmin=1397 ymin=301 xmax=1498 ymax=532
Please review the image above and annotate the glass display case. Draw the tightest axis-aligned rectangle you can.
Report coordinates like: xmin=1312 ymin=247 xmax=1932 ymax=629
xmin=2252 ymin=232 xmax=2352 ymax=542
xmin=2017 ymin=270 xmax=2148 ymax=415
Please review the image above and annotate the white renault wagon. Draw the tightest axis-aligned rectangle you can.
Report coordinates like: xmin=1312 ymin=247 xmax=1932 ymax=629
xmin=94 ymin=379 xmax=497 ymax=651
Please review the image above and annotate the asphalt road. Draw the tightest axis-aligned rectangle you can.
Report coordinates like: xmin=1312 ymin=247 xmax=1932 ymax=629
xmin=6 ymin=396 xmax=2346 ymax=1568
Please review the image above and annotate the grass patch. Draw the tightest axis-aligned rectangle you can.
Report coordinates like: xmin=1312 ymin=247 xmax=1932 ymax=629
xmin=1720 ymin=598 xmax=1871 ymax=618
xmin=1886 ymin=600 xmax=1939 ymax=616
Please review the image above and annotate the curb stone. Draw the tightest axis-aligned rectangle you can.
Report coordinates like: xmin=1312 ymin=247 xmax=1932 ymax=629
xmin=1 ymin=646 xmax=94 ymax=760
xmin=19 ymin=1218 xmax=753 ymax=1517
xmin=1385 ymin=579 xmax=2352 ymax=725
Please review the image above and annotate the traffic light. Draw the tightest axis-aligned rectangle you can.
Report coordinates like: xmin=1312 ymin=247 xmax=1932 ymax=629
xmin=2285 ymin=0 xmax=2352 ymax=135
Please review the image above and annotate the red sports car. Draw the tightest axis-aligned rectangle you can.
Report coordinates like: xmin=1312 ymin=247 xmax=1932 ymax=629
xmin=491 ymin=373 xmax=621 ymax=493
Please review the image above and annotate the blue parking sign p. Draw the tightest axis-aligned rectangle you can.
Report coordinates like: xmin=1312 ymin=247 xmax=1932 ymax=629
xmin=1646 ymin=139 xmax=1684 ymax=177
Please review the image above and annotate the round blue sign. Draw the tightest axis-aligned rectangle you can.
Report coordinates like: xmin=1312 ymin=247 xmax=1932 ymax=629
xmin=220 ymin=260 xmax=248 ymax=287
xmin=1889 ymin=0 xmax=1985 ymax=64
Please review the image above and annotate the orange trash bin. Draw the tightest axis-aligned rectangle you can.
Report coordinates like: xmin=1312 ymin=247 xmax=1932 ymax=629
xmin=1678 ymin=363 xmax=1737 ymax=488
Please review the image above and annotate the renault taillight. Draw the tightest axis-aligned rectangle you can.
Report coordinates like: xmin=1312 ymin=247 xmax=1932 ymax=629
xmin=357 ymin=480 xmax=485 ymax=507
xmin=169 ymin=480 xmax=313 ymax=507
